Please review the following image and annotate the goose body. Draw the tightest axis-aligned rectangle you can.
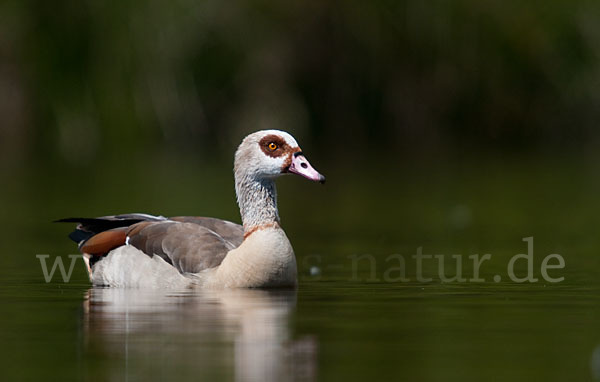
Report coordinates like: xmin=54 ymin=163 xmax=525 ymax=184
xmin=59 ymin=130 xmax=324 ymax=289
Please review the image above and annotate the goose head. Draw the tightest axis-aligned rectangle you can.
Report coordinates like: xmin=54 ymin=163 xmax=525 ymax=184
xmin=234 ymin=130 xmax=325 ymax=184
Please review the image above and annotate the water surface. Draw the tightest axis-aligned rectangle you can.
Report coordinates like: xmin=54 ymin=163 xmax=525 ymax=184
xmin=2 ymin=155 xmax=600 ymax=381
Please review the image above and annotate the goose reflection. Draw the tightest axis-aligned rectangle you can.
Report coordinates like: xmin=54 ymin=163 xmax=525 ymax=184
xmin=82 ymin=288 xmax=317 ymax=381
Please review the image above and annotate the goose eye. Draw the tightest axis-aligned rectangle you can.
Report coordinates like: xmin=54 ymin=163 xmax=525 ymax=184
xmin=268 ymin=142 xmax=278 ymax=151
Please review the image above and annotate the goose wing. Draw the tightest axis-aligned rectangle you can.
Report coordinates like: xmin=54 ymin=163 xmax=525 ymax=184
xmin=59 ymin=214 xmax=244 ymax=273
xmin=169 ymin=216 xmax=244 ymax=247
xmin=125 ymin=220 xmax=239 ymax=273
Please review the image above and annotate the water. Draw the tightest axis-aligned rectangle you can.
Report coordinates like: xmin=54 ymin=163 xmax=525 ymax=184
xmin=2 ymin=278 xmax=599 ymax=381
xmin=2 ymin=154 xmax=600 ymax=381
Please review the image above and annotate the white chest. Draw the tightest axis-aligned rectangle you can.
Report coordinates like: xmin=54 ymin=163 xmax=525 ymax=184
xmin=207 ymin=228 xmax=297 ymax=288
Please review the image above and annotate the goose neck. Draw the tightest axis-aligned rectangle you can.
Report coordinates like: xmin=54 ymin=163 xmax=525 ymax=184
xmin=235 ymin=175 xmax=280 ymax=233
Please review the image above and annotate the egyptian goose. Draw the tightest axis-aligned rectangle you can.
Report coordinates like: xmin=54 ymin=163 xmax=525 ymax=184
xmin=58 ymin=130 xmax=325 ymax=289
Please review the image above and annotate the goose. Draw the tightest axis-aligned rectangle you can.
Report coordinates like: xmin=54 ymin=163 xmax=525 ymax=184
xmin=58 ymin=130 xmax=325 ymax=289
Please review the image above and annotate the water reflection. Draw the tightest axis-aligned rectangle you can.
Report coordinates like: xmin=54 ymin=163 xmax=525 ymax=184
xmin=83 ymin=288 xmax=317 ymax=381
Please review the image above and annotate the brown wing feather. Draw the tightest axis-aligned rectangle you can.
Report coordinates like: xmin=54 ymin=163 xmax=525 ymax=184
xmin=80 ymin=227 xmax=128 ymax=255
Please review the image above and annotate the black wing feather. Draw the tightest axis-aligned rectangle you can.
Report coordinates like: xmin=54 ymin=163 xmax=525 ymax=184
xmin=55 ymin=214 xmax=167 ymax=245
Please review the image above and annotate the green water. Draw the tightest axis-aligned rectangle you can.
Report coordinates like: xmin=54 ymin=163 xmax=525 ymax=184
xmin=1 ymin=153 xmax=600 ymax=381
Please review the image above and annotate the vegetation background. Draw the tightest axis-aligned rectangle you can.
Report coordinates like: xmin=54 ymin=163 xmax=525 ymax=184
xmin=3 ymin=0 xmax=600 ymax=167
xmin=2 ymin=0 xmax=600 ymax=282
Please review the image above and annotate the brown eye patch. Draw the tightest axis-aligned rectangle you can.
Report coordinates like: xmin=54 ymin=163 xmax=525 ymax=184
xmin=259 ymin=135 xmax=288 ymax=158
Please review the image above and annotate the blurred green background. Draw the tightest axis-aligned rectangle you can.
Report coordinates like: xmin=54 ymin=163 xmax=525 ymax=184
xmin=3 ymin=0 xmax=600 ymax=167
xmin=2 ymin=0 xmax=600 ymax=276
xmin=2 ymin=1 xmax=600 ymax=381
